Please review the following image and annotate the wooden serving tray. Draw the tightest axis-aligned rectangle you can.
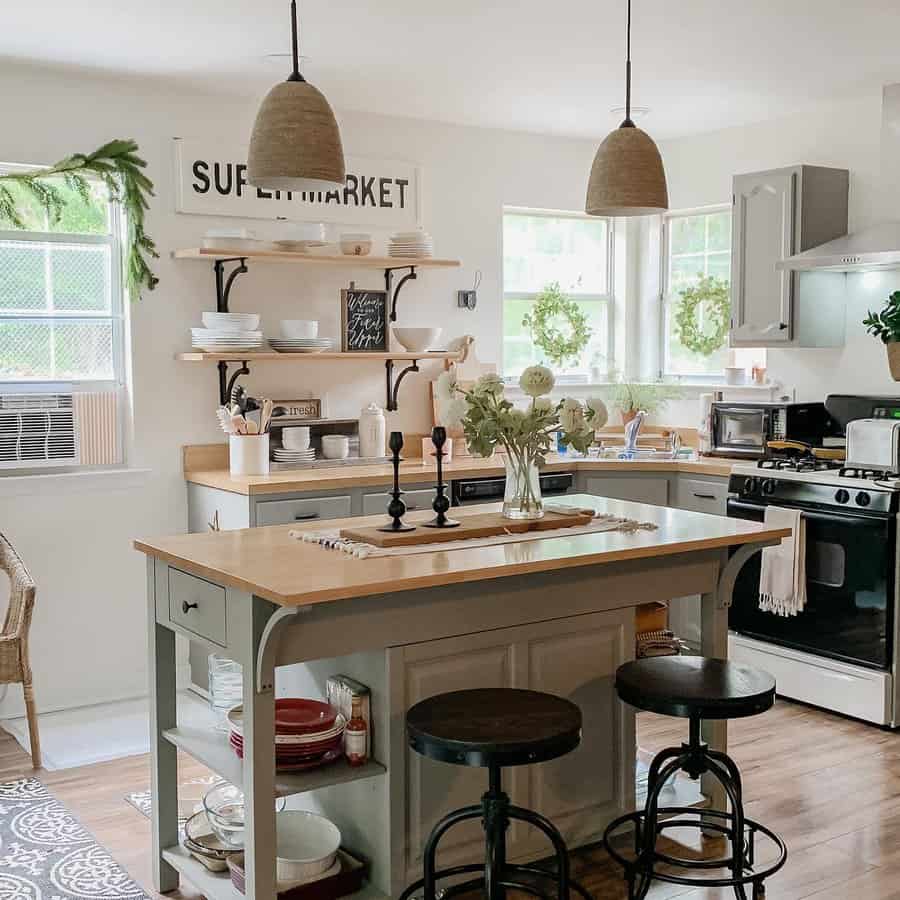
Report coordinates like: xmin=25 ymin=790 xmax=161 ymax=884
xmin=341 ymin=508 xmax=594 ymax=548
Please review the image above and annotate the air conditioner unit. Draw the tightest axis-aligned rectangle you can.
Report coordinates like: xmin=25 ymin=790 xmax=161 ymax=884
xmin=0 ymin=387 xmax=120 ymax=469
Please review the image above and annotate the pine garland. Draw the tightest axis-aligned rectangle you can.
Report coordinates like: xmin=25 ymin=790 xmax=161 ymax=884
xmin=0 ymin=139 xmax=158 ymax=300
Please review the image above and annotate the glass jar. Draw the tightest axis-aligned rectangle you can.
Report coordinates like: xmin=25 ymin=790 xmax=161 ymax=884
xmin=208 ymin=654 xmax=243 ymax=732
xmin=502 ymin=451 xmax=543 ymax=520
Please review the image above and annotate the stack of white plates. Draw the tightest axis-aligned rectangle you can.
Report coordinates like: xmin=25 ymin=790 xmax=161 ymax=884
xmin=268 ymin=338 xmax=334 ymax=354
xmin=192 ymin=329 xmax=263 ymax=352
xmin=273 ymin=447 xmax=317 ymax=463
xmin=389 ymin=230 xmax=434 ymax=258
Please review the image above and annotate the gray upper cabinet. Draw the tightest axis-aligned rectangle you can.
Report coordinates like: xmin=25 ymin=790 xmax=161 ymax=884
xmin=730 ymin=165 xmax=848 ymax=347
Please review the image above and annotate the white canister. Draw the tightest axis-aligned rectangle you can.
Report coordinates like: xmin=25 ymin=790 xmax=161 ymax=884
xmin=230 ymin=434 xmax=270 ymax=476
xmin=358 ymin=403 xmax=387 ymax=458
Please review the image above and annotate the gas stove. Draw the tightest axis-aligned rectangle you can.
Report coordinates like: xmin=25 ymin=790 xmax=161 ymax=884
xmin=729 ymin=461 xmax=900 ymax=514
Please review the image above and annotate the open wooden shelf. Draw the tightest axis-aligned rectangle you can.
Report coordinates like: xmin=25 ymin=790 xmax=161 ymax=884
xmin=162 ymin=845 xmax=387 ymax=900
xmin=174 ymin=247 xmax=460 ymax=268
xmin=176 ymin=350 xmax=462 ymax=363
xmin=162 ymin=724 xmax=386 ymax=799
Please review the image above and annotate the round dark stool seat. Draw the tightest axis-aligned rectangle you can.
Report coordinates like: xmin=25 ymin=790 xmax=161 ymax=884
xmin=399 ymin=688 xmax=591 ymax=900
xmin=603 ymin=656 xmax=785 ymax=900
xmin=616 ymin=656 xmax=776 ymax=720
xmin=406 ymin=687 xmax=582 ymax=768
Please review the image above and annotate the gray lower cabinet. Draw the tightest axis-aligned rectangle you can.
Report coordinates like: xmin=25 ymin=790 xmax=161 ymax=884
xmin=674 ymin=477 xmax=729 ymax=516
xmin=671 ymin=474 xmax=729 ymax=647
xmin=255 ymin=495 xmax=353 ymax=527
xmin=391 ymin=609 xmax=633 ymax=885
xmin=582 ymin=474 xmax=669 ymax=506
xmin=362 ymin=487 xmax=435 ymax=516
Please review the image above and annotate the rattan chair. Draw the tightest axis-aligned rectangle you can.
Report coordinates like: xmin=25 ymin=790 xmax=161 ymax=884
xmin=0 ymin=533 xmax=40 ymax=768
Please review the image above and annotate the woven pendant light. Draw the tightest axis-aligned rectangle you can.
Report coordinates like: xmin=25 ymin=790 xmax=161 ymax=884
xmin=248 ymin=0 xmax=345 ymax=192
xmin=585 ymin=0 xmax=668 ymax=217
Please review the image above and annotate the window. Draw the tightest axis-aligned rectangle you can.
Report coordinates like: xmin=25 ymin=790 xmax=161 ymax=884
xmin=0 ymin=169 xmax=124 ymax=382
xmin=0 ymin=167 xmax=125 ymax=469
xmin=502 ymin=209 xmax=613 ymax=383
xmin=661 ymin=206 xmax=764 ymax=382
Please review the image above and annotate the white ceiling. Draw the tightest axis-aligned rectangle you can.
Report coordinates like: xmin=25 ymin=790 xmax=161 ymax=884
xmin=3 ymin=0 xmax=900 ymax=139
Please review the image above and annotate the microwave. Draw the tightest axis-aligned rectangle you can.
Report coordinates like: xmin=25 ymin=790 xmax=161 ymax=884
xmin=710 ymin=401 xmax=831 ymax=459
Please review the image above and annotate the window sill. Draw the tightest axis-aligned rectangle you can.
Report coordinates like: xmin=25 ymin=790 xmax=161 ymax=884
xmin=0 ymin=467 xmax=151 ymax=499
xmin=505 ymin=381 xmax=780 ymax=397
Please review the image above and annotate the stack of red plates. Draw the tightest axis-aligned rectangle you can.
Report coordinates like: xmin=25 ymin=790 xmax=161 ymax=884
xmin=226 ymin=699 xmax=346 ymax=772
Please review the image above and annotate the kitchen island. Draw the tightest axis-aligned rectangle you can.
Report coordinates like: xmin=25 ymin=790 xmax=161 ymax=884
xmin=135 ymin=495 xmax=789 ymax=899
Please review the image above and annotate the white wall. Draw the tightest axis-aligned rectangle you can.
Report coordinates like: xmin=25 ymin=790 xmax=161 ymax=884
xmin=658 ymin=88 xmax=900 ymax=407
xmin=0 ymin=61 xmax=604 ymax=713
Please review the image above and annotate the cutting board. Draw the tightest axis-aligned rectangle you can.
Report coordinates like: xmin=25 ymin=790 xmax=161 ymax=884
xmin=340 ymin=508 xmax=594 ymax=548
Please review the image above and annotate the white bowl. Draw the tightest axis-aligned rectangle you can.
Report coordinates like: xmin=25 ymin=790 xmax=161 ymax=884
xmin=392 ymin=327 xmax=442 ymax=352
xmin=285 ymin=222 xmax=327 ymax=244
xmin=276 ymin=811 xmax=341 ymax=883
xmin=321 ymin=435 xmax=350 ymax=460
xmin=282 ymin=426 xmax=311 ymax=450
xmin=280 ymin=320 xmax=319 ymax=340
xmin=202 ymin=312 xmax=261 ymax=331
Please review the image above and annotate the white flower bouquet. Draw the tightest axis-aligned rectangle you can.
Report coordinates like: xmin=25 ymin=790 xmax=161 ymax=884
xmin=436 ymin=365 xmax=608 ymax=518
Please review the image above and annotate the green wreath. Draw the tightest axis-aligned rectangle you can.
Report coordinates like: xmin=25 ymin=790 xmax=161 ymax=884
xmin=674 ymin=274 xmax=731 ymax=356
xmin=522 ymin=282 xmax=592 ymax=366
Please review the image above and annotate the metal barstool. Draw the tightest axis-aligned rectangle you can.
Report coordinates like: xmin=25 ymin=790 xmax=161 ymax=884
xmin=603 ymin=656 xmax=787 ymax=900
xmin=399 ymin=688 xmax=593 ymax=900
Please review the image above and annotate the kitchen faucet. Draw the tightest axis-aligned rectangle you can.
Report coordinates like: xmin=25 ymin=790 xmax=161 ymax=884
xmin=620 ymin=410 xmax=647 ymax=459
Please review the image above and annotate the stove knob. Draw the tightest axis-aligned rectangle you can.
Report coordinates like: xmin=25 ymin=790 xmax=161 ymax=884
xmin=856 ymin=491 xmax=871 ymax=507
xmin=762 ymin=479 xmax=776 ymax=495
xmin=743 ymin=476 xmax=758 ymax=493
xmin=835 ymin=489 xmax=850 ymax=504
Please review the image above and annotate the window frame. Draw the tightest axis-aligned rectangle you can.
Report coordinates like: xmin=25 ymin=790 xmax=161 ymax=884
xmin=0 ymin=164 xmax=126 ymax=391
xmin=501 ymin=206 xmax=615 ymax=384
xmin=659 ymin=203 xmax=733 ymax=384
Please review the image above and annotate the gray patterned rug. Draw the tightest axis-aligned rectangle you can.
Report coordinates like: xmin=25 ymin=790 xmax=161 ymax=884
xmin=0 ymin=778 xmax=148 ymax=899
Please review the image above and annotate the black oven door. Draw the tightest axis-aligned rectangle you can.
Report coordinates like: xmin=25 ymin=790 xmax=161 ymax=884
xmin=727 ymin=498 xmax=895 ymax=670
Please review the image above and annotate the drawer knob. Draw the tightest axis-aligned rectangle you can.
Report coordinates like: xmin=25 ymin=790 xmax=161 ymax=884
xmin=182 ymin=601 xmax=199 ymax=614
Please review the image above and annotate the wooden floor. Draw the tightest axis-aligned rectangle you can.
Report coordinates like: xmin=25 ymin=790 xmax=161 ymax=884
xmin=8 ymin=698 xmax=900 ymax=899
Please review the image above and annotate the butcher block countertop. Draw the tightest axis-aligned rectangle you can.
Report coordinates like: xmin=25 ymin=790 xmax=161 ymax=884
xmin=134 ymin=495 xmax=788 ymax=608
xmin=183 ymin=447 xmax=741 ymax=496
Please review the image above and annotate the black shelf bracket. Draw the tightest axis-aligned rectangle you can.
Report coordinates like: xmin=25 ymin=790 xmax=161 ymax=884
xmin=218 ymin=360 xmax=250 ymax=407
xmin=214 ymin=258 xmax=249 ymax=313
xmin=385 ymin=358 xmax=420 ymax=412
xmin=384 ymin=266 xmax=418 ymax=322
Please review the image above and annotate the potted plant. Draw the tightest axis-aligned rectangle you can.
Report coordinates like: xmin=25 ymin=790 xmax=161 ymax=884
xmin=436 ymin=367 xmax=607 ymax=520
xmin=606 ymin=377 xmax=683 ymax=424
xmin=863 ymin=291 xmax=900 ymax=380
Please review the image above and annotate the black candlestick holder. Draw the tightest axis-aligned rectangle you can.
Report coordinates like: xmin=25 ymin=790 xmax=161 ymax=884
xmin=423 ymin=426 xmax=460 ymax=528
xmin=377 ymin=431 xmax=416 ymax=533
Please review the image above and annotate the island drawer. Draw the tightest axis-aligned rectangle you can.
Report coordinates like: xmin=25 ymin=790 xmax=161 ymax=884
xmin=168 ymin=568 xmax=227 ymax=646
xmin=255 ymin=495 xmax=352 ymax=526
xmin=362 ymin=487 xmax=434 ymax=516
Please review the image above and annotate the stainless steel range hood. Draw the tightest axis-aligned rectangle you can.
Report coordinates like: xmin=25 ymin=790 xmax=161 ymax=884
xmin=776 ymin=222 xmax=900 ymax=272
xmin=778 ymin=83 xmax=900 ymax=274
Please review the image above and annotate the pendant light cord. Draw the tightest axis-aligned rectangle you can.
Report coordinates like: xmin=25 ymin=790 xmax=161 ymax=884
xmin=623 ymin=0 xmax=634 ymax=127
xmin=288 ymin=0 xmax=305 ymax=82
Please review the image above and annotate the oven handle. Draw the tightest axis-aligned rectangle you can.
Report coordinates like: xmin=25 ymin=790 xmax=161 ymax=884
xmin=727 ymin=497 xmax=891 ymax=527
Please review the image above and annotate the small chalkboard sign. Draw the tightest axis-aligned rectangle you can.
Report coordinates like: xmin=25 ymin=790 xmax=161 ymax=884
xmin=341 ymin=288 xmax=389 ymax=352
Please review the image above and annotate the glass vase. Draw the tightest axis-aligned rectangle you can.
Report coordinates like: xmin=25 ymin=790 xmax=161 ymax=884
xmin=502 ymin=452 xmax=544 ymax=520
